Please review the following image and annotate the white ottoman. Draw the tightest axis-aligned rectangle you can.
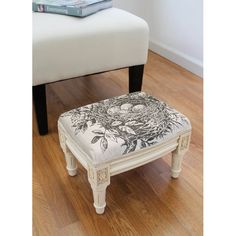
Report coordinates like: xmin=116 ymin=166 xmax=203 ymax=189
xmin=33 ymin=8 xmax=149 ymax=85
xmin=58 ymin=92 xmax=191 ymax=214
xmin=33 ymin=8 xmax=149 ymax=135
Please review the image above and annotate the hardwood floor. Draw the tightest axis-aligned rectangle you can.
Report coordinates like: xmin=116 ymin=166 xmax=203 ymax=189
xmin=33 ymin=51 xmax=203 ymax=236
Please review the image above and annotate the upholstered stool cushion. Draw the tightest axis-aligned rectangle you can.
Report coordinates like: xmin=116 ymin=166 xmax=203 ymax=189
xmin=58 ymin=92 xmax=191 ymax=214
xmin=58 ymin=92 xmax=191 ymax=165
xmin=33 ymin=8 xmax=149 ymax=86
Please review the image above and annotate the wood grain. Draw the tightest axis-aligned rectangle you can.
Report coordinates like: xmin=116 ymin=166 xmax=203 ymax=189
xmin=33 ymin=51 xmax=203 ymax=236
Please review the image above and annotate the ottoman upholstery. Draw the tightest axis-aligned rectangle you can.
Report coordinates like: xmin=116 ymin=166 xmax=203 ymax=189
xmin=58 ymin=92 xmax=191 ymax=214
xmin=33 ymin=8 xmax=149 ymax=86
xmin=33 ymin=7 xmax=149 ymax=135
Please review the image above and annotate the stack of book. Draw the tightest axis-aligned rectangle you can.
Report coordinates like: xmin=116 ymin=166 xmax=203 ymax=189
xmin=32 ymin=0 xmax=113 ymax=17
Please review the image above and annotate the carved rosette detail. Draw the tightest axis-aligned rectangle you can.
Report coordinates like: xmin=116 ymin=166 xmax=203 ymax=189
xmin=180 ymin=135 xmax=190 ymax=151
xmin=88 ymin=166 xmax=110 ymax=187
xmin=97 ymin=168 xmax=109 ymax=185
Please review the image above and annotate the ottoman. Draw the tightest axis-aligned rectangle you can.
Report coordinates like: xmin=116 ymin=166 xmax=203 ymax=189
xmin=58 ymin=92 xmax=191 ymax=214
xmin=33 ymin=8 xmax=149 ymax=135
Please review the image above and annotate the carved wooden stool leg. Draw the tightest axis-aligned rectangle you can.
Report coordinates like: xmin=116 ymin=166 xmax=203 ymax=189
xmin=92 ymin=188 xmax=107 ymax=214
xmin=58 ymin=124 xmax=77 ymax=176
xmin=171 ymin=132 xmax=191 ymax=178
xmin=88 ymin=165 xmax=110 ymax=214
xmin=171 ymin=151 xmax=184 ymax=178
xmin=65 ymin=148 xmax=78 ymax=176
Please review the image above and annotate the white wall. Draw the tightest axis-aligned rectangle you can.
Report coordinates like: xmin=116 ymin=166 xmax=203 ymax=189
xmin=113 ymin=0 xmax=148 ymax=18
xmin=113 ymin=0 xmax=203 ymax=77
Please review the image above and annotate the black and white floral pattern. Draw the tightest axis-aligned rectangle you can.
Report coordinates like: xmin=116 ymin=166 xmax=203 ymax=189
xmin=60 ymin=92 xmax=191 ymax=158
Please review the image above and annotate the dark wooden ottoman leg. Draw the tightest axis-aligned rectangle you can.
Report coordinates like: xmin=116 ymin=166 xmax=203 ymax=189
xmin=33 ymin=84 xmax=48 ymax=135
xmin=129 ymin=64 xmax=144 ymax=92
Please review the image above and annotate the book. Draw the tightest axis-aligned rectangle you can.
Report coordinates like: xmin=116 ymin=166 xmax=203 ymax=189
xmin=32 ymin=0 xmax=113 ymax=17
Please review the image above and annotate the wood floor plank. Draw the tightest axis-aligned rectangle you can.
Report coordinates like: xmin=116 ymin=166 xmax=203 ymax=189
xmin=33 ymin=50 xmax=203 ymax=235
xmin=33 ymin=179 xmax=59 ymax=236
xmin=109 ymin=172 xmax=191 ymax=236
xmin=33 ymin=137 xmax=79 ymax=228
xmin=137 ymin=163 xmax=203 ymax=235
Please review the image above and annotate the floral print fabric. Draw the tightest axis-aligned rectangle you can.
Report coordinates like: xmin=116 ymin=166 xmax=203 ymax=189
xmin=59 ymin=92 xmax=191 ymax=163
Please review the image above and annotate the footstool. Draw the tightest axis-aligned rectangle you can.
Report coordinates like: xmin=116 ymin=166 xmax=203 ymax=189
xmin=58 ymin=92 xmax=191 ymax=214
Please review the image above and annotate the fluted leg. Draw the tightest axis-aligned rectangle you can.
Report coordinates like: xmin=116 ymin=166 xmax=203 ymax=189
xmin=171 ymin=152 xmax=184 ymax=178
xmin=171 ymin=132 xmax=191 ymax=178
xmin=65 ymin=149 xmax=78 ymax=176
xmin=88 ymin=165 xmax=110 ymax=214
xmin=92 ymin=188 xmax=107 ymax=214
xmin=58 ymin=124 xmax=78 ymax=176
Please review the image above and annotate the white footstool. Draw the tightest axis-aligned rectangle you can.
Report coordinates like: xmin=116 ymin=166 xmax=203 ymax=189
xmin=58 ymin=92 xmax=191 ymax=214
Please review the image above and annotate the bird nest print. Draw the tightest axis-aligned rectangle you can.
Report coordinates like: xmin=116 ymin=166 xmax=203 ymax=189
xmin=61 ymin=92 xmax=190 ymax=155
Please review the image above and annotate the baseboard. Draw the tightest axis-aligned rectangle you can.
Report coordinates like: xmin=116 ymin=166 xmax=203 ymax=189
xmin=149 ymin=39 xmax=203 ymax=78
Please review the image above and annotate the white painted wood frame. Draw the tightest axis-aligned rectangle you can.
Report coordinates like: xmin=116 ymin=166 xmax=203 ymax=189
xmin=58 ymin=122 xmax=191 ymax=214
